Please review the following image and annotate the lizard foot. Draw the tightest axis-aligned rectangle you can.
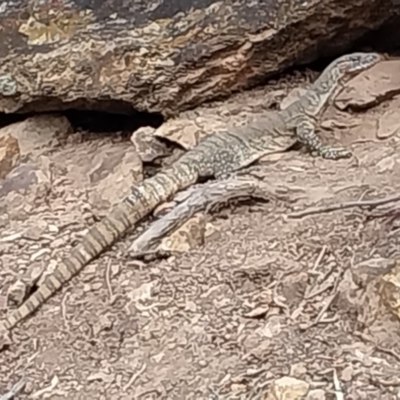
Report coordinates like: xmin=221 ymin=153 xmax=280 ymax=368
xmin=316 ymin=146 xmax=352 ymax=160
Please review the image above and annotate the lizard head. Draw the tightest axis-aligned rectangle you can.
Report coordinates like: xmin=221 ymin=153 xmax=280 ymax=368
xmin=335 ymin=52 xmax=382 ymax=78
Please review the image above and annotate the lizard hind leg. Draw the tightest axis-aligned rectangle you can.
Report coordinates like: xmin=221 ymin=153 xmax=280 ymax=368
xmin=296 ymin=116 xmax=352 ymax=160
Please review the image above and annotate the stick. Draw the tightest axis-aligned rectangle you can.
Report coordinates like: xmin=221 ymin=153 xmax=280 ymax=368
xmin=288 ymin=192 xmax=400 ymax=219
xmin=128 ymin=175 xmax=289 ymax=257
xmin=0 ymin=376 xmax=27 ymax=400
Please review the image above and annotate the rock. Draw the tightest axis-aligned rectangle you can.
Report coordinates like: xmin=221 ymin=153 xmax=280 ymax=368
xmin=0 ymin=161 xmax=52 ymax=221
xmin=379 ymin=260 xmax=400 ymax=320
xmin=266 ymin=376 xmax=310 ymax=400
xmin=377 ymin=108 xmax=400 ymax=139
xmin=131 ymin=126 xmax=169 ymax=163
xmin=289 ymin=363 xmax=308 ymax=379
xmin=159 ymin=215 xmax=206 ymax=254
xmin=0 ymin=163 xmax=43 ymax=198
xmin=7 ymin=280 xmax=29 ymax=308
xmin=154 ymin=116 xmax=227 ymax=150
xmin=0 ymin=134 xmax=20 ymax=179
xmin=86 ymin=146 xmax=143 ymax=210
xmin=0 ymin=0 xmax=398 ymax=116
xmin=6 ymin=261 xmax=45 ymax=308
xmin=0 ymin=114 xmax=72 ymax=159
xmin=335 ymin=60 xmax=400 ymax=110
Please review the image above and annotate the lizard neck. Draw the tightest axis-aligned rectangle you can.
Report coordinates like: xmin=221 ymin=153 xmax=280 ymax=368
xmin=281 ymin=64 xmax=344 ymax=121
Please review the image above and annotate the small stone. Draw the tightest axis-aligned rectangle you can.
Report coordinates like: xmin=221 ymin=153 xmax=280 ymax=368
xmin=341 ymin=365 xmax=354 ymax=382
xmin=159 ymin=216 xmax=205 ymax=253
xmin=231 ymin=383 xmax=247 ymax=393
xmin=377 ymin=109 xmax=400 ymax=139
xmin=266 ymin=376 xmax=310 ymax=400
xmin=7 ymin=280 xmax=29 ymax=307
xmin=48 ymin=224 xmax=59 ymax=233
xmin=131 ymin=126 xmax=168 ymax=163
xmin=50 ymin=238 xmax=65 ymax=248
xmin=204 ymin=222 xmax=221 ymax=241
xmin=290 ymin=362 xmax=308 ymax=379
xmin=198 ymin=359 xmax=207 ymax=367
xmin=26 ymin=263 xmax=45 ymax=286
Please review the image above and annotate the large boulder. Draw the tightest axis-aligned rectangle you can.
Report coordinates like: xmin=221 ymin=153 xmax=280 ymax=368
xmin=0 ymin=0 xmax=398 ymax=117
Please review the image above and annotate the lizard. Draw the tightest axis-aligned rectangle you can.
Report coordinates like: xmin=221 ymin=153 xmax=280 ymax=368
xmin=0 ymin=52 xmax=382 ymax=335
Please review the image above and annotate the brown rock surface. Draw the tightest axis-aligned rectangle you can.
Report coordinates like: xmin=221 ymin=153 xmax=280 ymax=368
xmin=2 ymin=50 xmax=400 ymax=399
xmin=0 ymin=114 xmax=72 ymax=159
xmin=0 ymin=0 xmax=398 ymax=116
xmin=0 ymin=134 xmax=20 ymax=180
xmin=335 ymin=60 xmax=400 ymax=110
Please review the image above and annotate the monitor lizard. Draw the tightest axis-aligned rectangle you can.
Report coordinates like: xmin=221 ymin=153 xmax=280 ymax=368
xmin=0 ymin=52 xmax=382 ymax=335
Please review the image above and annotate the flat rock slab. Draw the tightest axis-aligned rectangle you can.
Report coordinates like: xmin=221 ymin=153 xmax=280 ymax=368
xmin=0 ymin=0 xmax=399 ymax=116
xmin=335 ymin=60 xmax=400 ymax=110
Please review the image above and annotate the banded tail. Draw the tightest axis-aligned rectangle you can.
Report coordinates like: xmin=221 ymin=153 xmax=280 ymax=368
xmin=1 ymin=160 xmax=198 ymax=332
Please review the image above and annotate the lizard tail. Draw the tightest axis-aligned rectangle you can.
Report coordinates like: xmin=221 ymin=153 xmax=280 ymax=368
xmin=1 ymin=164 xmax=197 ymax=332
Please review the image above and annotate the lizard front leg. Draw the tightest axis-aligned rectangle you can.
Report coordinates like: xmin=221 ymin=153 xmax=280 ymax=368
xmin=296 ymin=116 xmax=352 ymax=160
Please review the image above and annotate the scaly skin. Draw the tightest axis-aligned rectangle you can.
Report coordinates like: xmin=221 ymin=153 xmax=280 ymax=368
xmin=0 ymin=52 xmax=382 ymax=334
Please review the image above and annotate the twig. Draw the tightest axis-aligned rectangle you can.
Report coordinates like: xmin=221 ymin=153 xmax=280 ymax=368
xmin=311 ymin=245 xmax=327 ymax=272
xmin=300 ymin=267 xmax=344 ymax=330
xmin=0 ymin=376 xmax=28 ymax=400
xmin=32 ymin=376 xmax=58 ymax=399
xmin=288 ymin=192 xmax=400 ymax=219
xmin=105 ymin=259 xmax=116 ymax=304
xmin=123 ymin=363 xmax=147 ymax=392
xmin=128 ymin=175 xmax=288 ymax=257
xmin=61 ymin=292 xmax=70 ymax=330
xmin=333 ymin=369 xmax=344 ymax=400
xmin=354 ymin=331 xmax=400 ymax=363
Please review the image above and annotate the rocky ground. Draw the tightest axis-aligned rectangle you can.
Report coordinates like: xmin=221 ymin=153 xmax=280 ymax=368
xmin=1 ymin=58 xmax=400 ymax=399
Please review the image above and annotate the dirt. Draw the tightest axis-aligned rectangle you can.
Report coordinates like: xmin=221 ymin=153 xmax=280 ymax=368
xmin=1 ymin=60 xmax=400 ymax=399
